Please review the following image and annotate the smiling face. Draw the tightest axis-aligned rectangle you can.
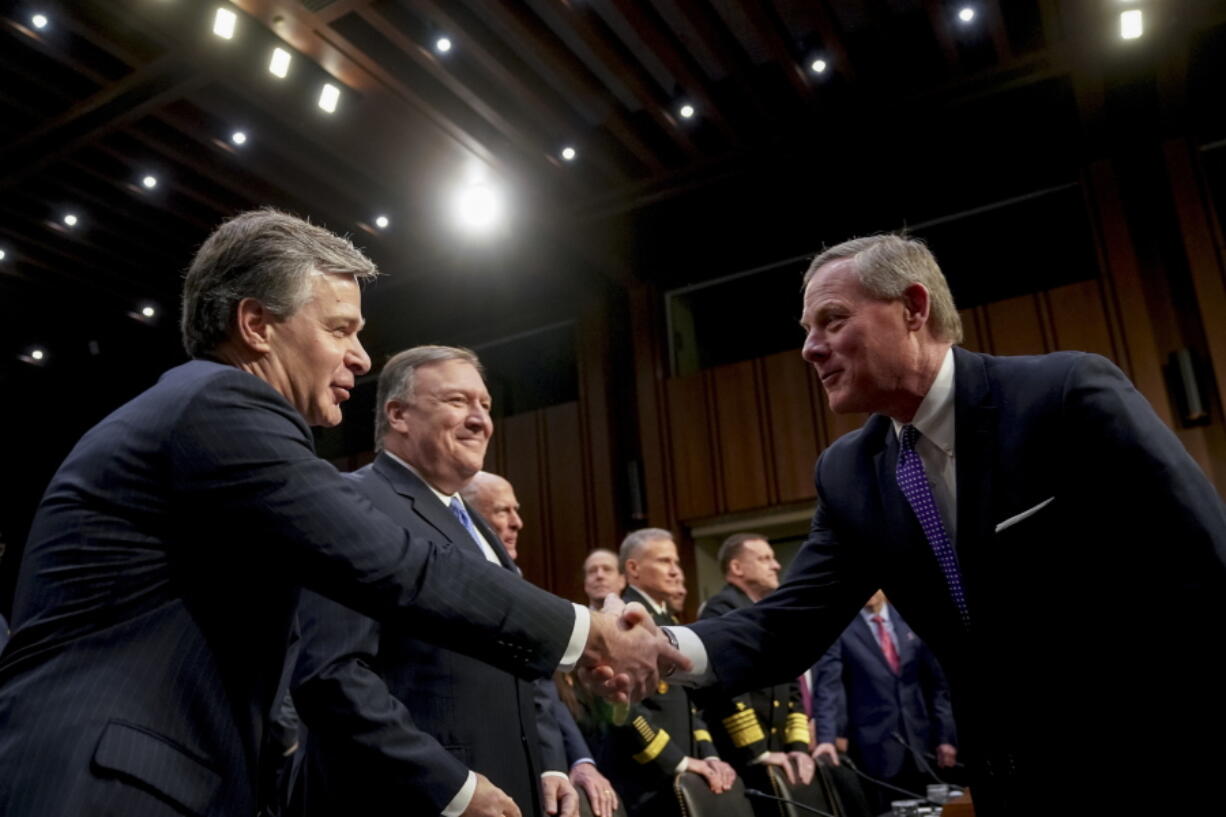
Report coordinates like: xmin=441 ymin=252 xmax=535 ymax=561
xmin=263 ymin=273 xmax=370 ymax=427
xmin=800 ymin=258 xmax=922 ymax=418
xmin=386 ymin=358 xmax=493 ymax=494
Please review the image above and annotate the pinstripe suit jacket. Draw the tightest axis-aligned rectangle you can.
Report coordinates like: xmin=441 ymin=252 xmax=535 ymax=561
xmin=0 ymin=360 xmax=574 ymax=817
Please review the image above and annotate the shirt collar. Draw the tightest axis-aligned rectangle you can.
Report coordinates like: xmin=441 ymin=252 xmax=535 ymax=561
xmin=861 ymin=604 xmax=891 ymax=625
xmin=631 ymin=585 xmax=669 ymax=616
xmin=892 ymin=346 xmax=955 ymax=457
xmin=383 ymin=451 xmax=458 ymax=509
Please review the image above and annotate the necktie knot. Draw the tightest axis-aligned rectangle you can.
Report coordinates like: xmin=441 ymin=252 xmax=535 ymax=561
xmin=871 ymin=615 xmax=884 ymax=625
xmin=900 ymin=423 xmax=920 ymax=452
xmin=448 ymin=496 xmax=469 ymax=525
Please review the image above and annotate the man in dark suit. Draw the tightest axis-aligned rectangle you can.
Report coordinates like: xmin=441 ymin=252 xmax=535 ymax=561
xmin=658 ymin=234 xmax=1226 ymax=816
xmin=699 ymin=534 xmax=813 ymax=790
xmin=812 ymin=590 xmax=955 ymax=810
xmin=0 ymin=210 xmax=681 ymax=817
xmin=600 ymin=529 xmax=738 ymax=817
xmin=295 ymin=346 xmax=580 ymax=817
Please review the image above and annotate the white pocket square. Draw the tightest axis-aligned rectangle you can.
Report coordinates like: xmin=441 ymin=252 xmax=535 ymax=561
xmin=995 ymin=497 xmax=1055 ymax=533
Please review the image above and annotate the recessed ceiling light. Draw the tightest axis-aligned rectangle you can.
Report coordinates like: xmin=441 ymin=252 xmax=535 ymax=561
xmin=0 ymin=248 xmax=7 ymax=261
xmin=318 ymin=83 xmax=340 ymax=114
xmin=957 ymin=7 xmax=975 ymax=23
xmin=435 ymin=36 xmax=452 ymax=54
xmin=679 ymin=103 xmax=695 ymax=119
xmin=31 ymin=348 xmax=45 ymax=361
xmin=561 ymin=146 xmax=576 ymax=161
xmin=213 ymin=7 xmax=237 ymax=40
xmin=141 ymin=305 xmax=156 ymax=318
xmin=231 ymin=130 xmax=247 ymax=145
xmin=810 ymin=58 xmax=828 ymax=74
xmin=1120 ymin=9 xmax=1143 ymax=39
xmin=63 ymin=213 xmax=78 ymax=227
xmin=31 ymin=13 xmax=48 ymax=30
xmin=453 ymin=183 xmax=504 ymax=233
xmin=269 ymin=47 xmax=291 ymax=78
xmin=142 ymin=175 xmax=158 ymax=189
xmin=374 ymin=215 xmax=389 ymax=229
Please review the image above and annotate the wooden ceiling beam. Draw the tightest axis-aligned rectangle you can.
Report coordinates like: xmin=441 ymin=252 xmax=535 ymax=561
xmin=804 ymin=0 xmax=857 ymax=82
xmin=737 ymin=0 xmax=816 ymax=103
xmin=922 ymin=0 xmax=962 ymax=74
xmin=668 ymin=0 xmax=774 ymax=122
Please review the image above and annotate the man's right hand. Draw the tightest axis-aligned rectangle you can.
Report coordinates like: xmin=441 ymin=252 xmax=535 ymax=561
xmin=684 ymin=757 xmax=731 ymax=794
xmin=463 ymin=773 xmax=520 ymax=817
xmin=812 ymin=742 xmax=840 ymax=766
xmin=576 ymin=600 xmax=690 ymax=704
xmin=761 ymin=751 xmax=796 ymax=784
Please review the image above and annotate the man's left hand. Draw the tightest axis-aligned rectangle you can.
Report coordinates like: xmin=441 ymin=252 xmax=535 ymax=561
xmin=541 ymin=774 xmax=578 ymax=817
xmin=788 ymin=751 xmax=815 ymax=785
xmin=570 ymin=763 xmax=617 ymax=817
xmin=705 ymin=757 xmax=738 ymax=790
xmin=936 ymin=743 xmax=957 ymax=768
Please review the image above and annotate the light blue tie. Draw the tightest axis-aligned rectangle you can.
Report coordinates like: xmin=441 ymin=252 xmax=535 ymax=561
xmin=448 ymin=496 xmax=485 ymax=550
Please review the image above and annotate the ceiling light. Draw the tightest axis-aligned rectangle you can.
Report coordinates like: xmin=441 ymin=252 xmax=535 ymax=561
xmin=435 ymin=36 xmax=452 ymax=54
xmin=957 ymin=7 xmax=975 ymax=23
xmin=231 ymin=130 xmax=247 ymax=145
xmin=679 ymin=103 xmax=695 ymax=119
xmin=1120 ymin=9 xmax=1143 ymax=39
xmin=561 ymin=146 xmax=576 ymax=161
xmin=31 ymin=348 xmax=45 ymax=361
xmin=374 ymin=215 xmax=389 ymax=229
xmin=142 ymin=175 xmax=158 ymax=189
xmin=318 ymin=83 xmax=340 ymax=114
xmin=31 ymin=13 xmax=48 ymax=30
xmin=141 ymin=305 xmax=156 ymax=318
xmin=452 ymin=183 xmax=504 ymax=233
xmin=269 ymin=47 xmax=291 ymax=78
xmin=810 ymin=58 xmax=828 ymax=74
xmin=0 ymin=249 xmax=6 ymax=261
xmin=63 ymin=213 xmax=78 ymax=227
xmin=213 ymin=7 xmax=237 ymax=40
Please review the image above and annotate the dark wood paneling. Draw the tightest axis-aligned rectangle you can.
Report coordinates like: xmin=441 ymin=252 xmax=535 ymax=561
xmin=1045 ymin=279 xmax=1118 ymax=363
xmin=761 ymin=350 xmax=820 ymax=503
xmin=543 ymin=402 xmax=590 ymax=603
xmin=710 ymin=360 xmax=771 ymax=512
xmin=985 ymin=294 xmax=1048 ymax=357
xmin=500 ymin=412 xmax=548 ymax=589
xmin=958 ymin=306 xmax=985 ymax=353
xmin=665 ymin=373 xmax=719 ymax=521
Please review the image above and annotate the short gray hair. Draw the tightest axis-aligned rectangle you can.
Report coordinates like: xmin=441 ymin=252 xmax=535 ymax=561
xmin=374 ymin=345 xmax=484 ymax=451
xmin=619 ymin=528 xmax=673 ymax=573
xmin=804 ymin=234 xmax=962 ymax=344
xmin=181 ymin=209 xmax=378 ymax=358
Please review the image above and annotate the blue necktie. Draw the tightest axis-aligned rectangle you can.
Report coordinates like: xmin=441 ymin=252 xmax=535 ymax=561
xmin=895 ymin=424 xmax=971 ymax=629
xmin=448 ymin=496 xmax=486 ymax=551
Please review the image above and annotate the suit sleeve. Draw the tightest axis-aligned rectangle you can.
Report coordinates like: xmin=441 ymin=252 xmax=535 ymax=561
xmin=609 ymin=703 xmax=687 ymax=779
xmin=783 ymin=682 xmax=809 ymax=753
xmin=168 ymin=371 xmax=574 ymax=679
xmin=535 ymin=678 xmax=568 ymax=773
xmin=547 ymin=683 xmax=594 ymax=766
xmin=917 ymin=643 xmax=956 ymax=748
xmin=812 ymin=642 xmax=844 ymax=746
xmin=691 ymin=707 xmax=719 ymax=759
xmin=292 ymin=590 xmax=470 ymax=813
xmin=696 ymin=594 xmax=769 ymax=764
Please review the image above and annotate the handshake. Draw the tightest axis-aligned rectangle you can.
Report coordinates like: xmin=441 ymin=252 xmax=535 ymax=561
xmin=576 ymin=596 xmax=693 ymax=704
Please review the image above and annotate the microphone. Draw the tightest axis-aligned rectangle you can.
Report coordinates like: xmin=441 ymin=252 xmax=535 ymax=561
xmin=744 ymin=788 xmax=837 ymax=817
xmin=889 ymin=730 xmax=948 ymax=785
xmin=836 ymin=755 xmax=939 ymax=805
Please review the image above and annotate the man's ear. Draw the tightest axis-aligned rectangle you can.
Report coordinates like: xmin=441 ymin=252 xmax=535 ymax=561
xmin=233 ymin=297 xmax=275 ymax=353
xmin=385 ymin=399 xmax=410 ymax=434
xmin=900 ymin=283 xmax=931 ymax=332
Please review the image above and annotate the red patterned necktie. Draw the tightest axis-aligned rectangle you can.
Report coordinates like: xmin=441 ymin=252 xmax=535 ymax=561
xmin=871 ymin=615 xmax=901 ymax=675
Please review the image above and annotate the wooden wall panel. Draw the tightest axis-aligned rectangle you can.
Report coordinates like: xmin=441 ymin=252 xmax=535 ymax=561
xmin=711 ymin=361 xmax=771 ymax=512
xmin=1045 ymin=280 xmax=1119 ymax=363
xmin=665 ymin=373 xmax=719 ymax=521
xmin=543 ymin=402 xmax=590 ymax=603
xmin=500 ymin=413 xmax=547 ymax=588
xmin=985 ymin=294 xmax=1049 ymax=357
xmin=761 ymin=350 xmax=820 ymax=503
xmin=958 ymin=307 xmax=985 ymax=353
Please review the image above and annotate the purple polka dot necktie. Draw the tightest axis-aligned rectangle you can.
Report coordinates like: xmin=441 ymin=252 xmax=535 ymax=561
xmin=896 ymin=424 xmax=971 ymax=629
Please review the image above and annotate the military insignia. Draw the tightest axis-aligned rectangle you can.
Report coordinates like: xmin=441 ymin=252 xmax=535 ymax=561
xmin=657 ymin=681 xmax=669 ymax=695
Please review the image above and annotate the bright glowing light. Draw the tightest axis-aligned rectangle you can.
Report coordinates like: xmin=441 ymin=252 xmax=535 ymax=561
xmin=269 ymin=47 xmax=291 ymax=78
xmin=318 ymin=83 xmax=340 ymax=113
xmin=31 ymin=13 xmax=48 ymax=30
xmin=374 ymin=215 xmax=389 ymax=229
xmin=0 ymin=249 xmax=6 ymax=261
xmin=63 ymin=213 xmax=78 ymax=227
xmin=435 ymin=37 xmax=452 ymax=54
xmin=561 ymin=146 xmax=576 ymax=161
xmin=1120 ymin=9 xmax=1143 ymax=39
xmin=679 ymin=103 xmax=695 ymax=119
xmin=213 ymin=7 xmax=237 ymax=40
xmin=142 ymin=175 xmax=158 ymax=189
xmin=231 ymin=130 xmax=247 ymax=145
xmin=452 ymin=184 xmax=504 ymax=233
xmin=958 ymin=7 xmax=975 ymax=23
xmin=141 ymin=305 xmax=156 ymax=318
xmin=31 ymin=349 xmax=45 ymax=361
xmin=810 ymin=58 xmax=828 ymax=74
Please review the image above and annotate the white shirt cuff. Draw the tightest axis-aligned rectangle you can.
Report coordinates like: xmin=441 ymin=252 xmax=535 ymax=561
xmin=674 ymin=757 xmax=689 ymax=775
xmin=558 ymin=603 xmax=590 ymax=672
xmin=663 ymin=626 xmax=713 ymax=685
xmin=542 ymin=770 xmax=569 ymax=780
xmin=748 ymin=751 xmax=770 ymax=765
xmin=570 ymin=757 xmax=595 ymax=769
xmin=441 ymin=771 xmax=476 ymax=817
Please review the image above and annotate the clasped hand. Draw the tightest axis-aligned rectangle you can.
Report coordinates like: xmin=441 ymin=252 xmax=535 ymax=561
xmin=576 ymin=595 xmax=691 ymax=704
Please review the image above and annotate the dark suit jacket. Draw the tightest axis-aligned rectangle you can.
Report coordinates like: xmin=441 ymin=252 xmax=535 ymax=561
xmin=0 ymin=361 xmax=573 ymax=817
xmin=294 ymin=454 xmax=548 ymax=815
xmin=537 ymin=677 xmax=595 ymax=772
xmin=813 ymin=605 xmax=954 ymax=780
xmin=698 ymin=584 xmax=807 ymax=768
xmin=689 ymin=349 xmax=1226 ymax=815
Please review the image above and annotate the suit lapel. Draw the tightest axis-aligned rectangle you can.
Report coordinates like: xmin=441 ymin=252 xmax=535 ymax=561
xmin=372 ymin=454 xmax=472 ymax=550
xmin=889 ymin=605 xmax=915 ymax=669
xmin=951 ymin=348 xmax=997 ymax=611
xmin=852 ymin=613 xmax=896 ymax=675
